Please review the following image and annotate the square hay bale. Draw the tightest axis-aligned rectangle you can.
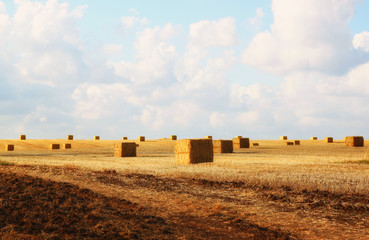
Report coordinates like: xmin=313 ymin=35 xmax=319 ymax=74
xmin=205 ymin=136 xmax=212 ymax=140
xmin=51 ymin=144 xmax=60 ymax=150
xmin=114 ymin=142 xmax=137 ymax=157
xmin=170 ymin=135 xmax=177 ymax=140
xmin=280 ymin=136 xmax=287 ymax=140
xmin=19 ymin=135 xmax=26 ymax=140
xmin=94 ymin=136 xmax=100 ymax=140
xmin=310 ymin=137 xmax=318 ymax=140
xmin=293 ymin=140 xmax=300 ymax=145
xmin=325 ymin=137 xmax=333 ymax=143
xmin=122 ymin=137 xmax=128 ymax=140
xmin=232 ymin=137 xmax=250 ymax=149
xmin=235 ymin=136 xmax=242 ymax=139
xmin=137 ymin=136 xmax=145 ymax=142
xmin=213 ymin=140 xmax=233 ymax=153
xmin=345 ymin=136 xmax=364 ymax=147
xmin=285 ymin=141 xmax=294 ymax=146
xmin=63 ymin=143 xmax=72 ymax=149
xmin=67 ymin=135 xmax=73 ymax=140
xmin=5 ymin=144 xmax=14 ymax=151
xmin=252 ymin=143 xmax=259 ymax=147
xmin=175 ymin=139 xmax=213 ymax=164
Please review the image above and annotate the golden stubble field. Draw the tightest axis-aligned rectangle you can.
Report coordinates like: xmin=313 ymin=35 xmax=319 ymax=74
xmin=1 ymin=138 xmax=369 ymax=239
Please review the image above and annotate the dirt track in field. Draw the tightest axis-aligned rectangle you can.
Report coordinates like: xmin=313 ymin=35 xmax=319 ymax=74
xmin=2 ymin=165 xmax=369 ymax=239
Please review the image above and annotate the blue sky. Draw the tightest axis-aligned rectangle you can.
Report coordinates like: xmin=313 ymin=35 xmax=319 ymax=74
xmin=0 ymin=0 xmax=369 ymax=140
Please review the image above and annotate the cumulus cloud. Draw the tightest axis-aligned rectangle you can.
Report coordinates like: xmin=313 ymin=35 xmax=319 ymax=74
xmin=353 ymin=31 xmax=369 ymax=52
xmin=246 ymin=8 xmax=264 ymax=30
xmin=243 ymin=0 xmax=365 ymax=75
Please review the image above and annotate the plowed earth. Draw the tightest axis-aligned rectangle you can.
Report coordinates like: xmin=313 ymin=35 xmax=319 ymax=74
xmin=1 ymin=164 xmax=369 ymax=239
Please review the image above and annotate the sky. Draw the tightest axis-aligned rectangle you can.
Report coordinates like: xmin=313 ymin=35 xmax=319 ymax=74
xmin=1 ymin=0 xmax=369 ymax=140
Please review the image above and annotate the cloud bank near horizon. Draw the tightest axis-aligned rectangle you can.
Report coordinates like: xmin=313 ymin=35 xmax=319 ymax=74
xmin=0 ymin=0 xmax=369 ymax=140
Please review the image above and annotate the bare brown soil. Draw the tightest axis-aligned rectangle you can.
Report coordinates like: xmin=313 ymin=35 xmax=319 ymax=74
xmin=0 ymin=165 xmax=294 ymax=240
xmin=2 ymin=163 xmax=369 ymax=239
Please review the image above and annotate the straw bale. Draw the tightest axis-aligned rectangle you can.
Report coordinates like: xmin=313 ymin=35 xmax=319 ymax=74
xmin=175 ymin=139 xmax=213 ymax=164
xmin=293 ymin=140 xmax=300 ymax=146
xmin=280 ymin=136 xmax=287 ymax=140
xmin=232 ymin=137 xmax=250 ymax=149
xmin=19 ymin=135 xmax=26 ymax=140
xmin=235 ymin=136 xmax=242 ymax=139
xmin=63 ymin=143 xmax=72 ymax=149
xmin=122 ymin=137 xmax=128 ymax=140
xmin=67 ymin=135 xmax=73 ymax=140
xmin=285 ymin=141 xmax=294 ymax=146
xmin=5 ymin=144 xmax=14 ymax=151
xmin=170 ymin=135 xmax=177 ymax=140
xmin=51 ymin=144 xmax=60 ymax=150
xmin=114 ymin=142 xmax=137 ymax=157
xmin=310 ymin=137 xmax=318 ymax=140
xmin=205 ymin=136 xmax=212 ymax=140
xmin=94 ymin=136 xmax=100 ymax=140
xmin=324 ymin=137 xmax=333 ymax=143
xmin=252 ymin=143 xmax=259 ymax=147
xmin=138 ymin=136 xmax=145 ymax=142
xmin=213 ymin=140 xmax=233 ymax=153
xmin=345 ymin=136 xmax=364 ymax=147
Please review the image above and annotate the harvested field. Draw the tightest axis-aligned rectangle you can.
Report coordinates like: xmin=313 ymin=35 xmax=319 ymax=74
xmin=1 ymin=138 xmax=369 ymax=239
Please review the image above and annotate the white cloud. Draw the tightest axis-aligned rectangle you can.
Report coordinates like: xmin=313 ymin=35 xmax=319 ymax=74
xmin=353 ymin=31 xmax=369 ymax=52
xmin=247 ymin=8 xmax=264 ymax=30
xmin=243 ymin=0 xmax=363 ymax=75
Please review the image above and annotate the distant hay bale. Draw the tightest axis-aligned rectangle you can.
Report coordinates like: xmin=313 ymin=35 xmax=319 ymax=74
xmin=205 ymin=136 xmax=212 ymax=140
xmin=285 ymin=141 xmax=294 ymax=146
xmin=63 ymin=143 xmax=72 ymax=149
xmin=170 ymin=135 xmax=177 ymax=140
xmin=213 ymin=140 xmax=233 ymax=153
xmin=252 ymin=143 xmax=259 ymax=147
xmin=324 ymin=137 xmax=333 ymax=143
xmin=310 ymin=137 xmax=318 ymax=140
xmin=175 ymin=139 xmax=213 ymax=164
xmin=114 ymin=142 xmax=137 ymax=157
xmin=280 ymin=136 xmax=287 ymax=140
xmin=94 ymin=136 xmax=100 ymax=140
xmin=232 ymin=137 xmax=250 ymax=149
xmin=345 ymin=136 xmax=364 ymax=147
xmin=51 ymin=144 xmax=60 ymax=150
xmin=19 ymin=135 xmax=26 ymax=140
xmin=293 ymin=140 xmax=300 ymax=146
xmin=137 ymin=136 xmax=145 ymax=142
xmin=122 ymin=137 xmax=128 ymax=140
xmin=67 ymin=135 xmax=73 ymax=140
xmin=5 ymin=144 xmax=14 ymax=151
xmin=235 ymin=136 xmax=242 ymax=139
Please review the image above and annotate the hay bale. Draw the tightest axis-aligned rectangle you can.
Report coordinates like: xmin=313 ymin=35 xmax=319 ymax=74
xmin=205 ymin=136 xmax=212 ymax=140
xmin=67 ymin=135 xmax=73 ymax=140
xmin=63 ymin=143 xmax=72 ymax=149
xmin=94 ymin=136 xmax=100 ymax=140
xmin=5 ymin=144 xmax=14 ymax=151
xmin=280 ymin=136 xmax=287 ymax=140
xmin=175 ymin=139 xmax=213 ymax=164
xmin=19 ymin=135 xmax=26 ymax=140
xmin=213 ymin=140 xmax=233 ymax=153
xmin=114 ymin=142 xmax=137 ymax=157
xmin=235 ymin=136 xmax=242 ymax=139
xmin=122 ymin=137 xmax=128 ymax=140
xmin=232 ymin=137 xmax=250 ymax=149
xmin=310 ymin=137 xmax=318 ymax=140
xmin=345 ymin=136 xmax=364 ymax=147
xmin=170 ymin=135 xmax=177 ymax=140
xmin=252 ymin=143 xmax=259 ymax=147
xmin=137 ymin=136 xmax=145 ymax=142
xmin=285 ymin=141 xmax=294 ymax=146
xmin=293 ymin=140 xmax=300 ymax=146
xmin=324 ymin=137 xmax=333 ymax=143
xmin=51 ymin=144 xmax=60 ymax=150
